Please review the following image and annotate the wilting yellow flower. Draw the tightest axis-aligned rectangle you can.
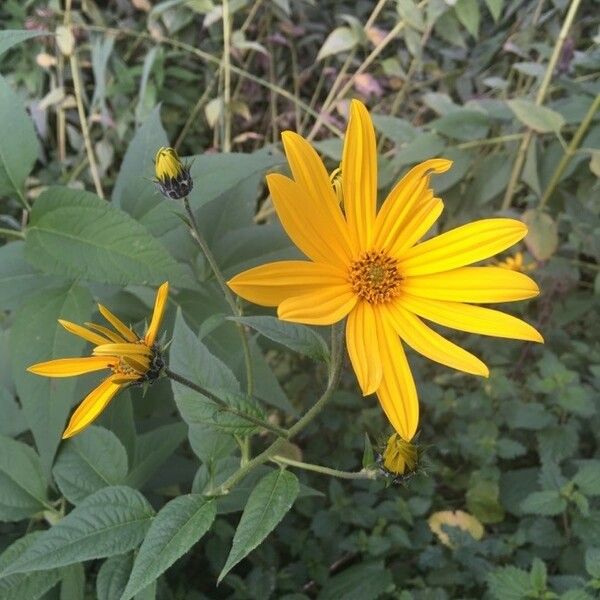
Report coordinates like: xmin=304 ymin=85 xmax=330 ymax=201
xmin=154 ymin=147 xmax=193 ymax=200
xmin=228 ymin=99 xmax=543 ymax=441
xmin=496 ymin=251 xmax=535 ymax=272
xmin=381 ymin=433 xmax=418 ymax=476
xmin=28 ymin=283 xmax=169 ymax=439
xmin=428 ymin=510 xmax=484 ymax=547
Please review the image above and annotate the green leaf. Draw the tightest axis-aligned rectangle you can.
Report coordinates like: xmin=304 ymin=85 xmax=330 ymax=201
xmin=24 ymin=187 xmax=187 ymax=286
xmin=52 ymin=426 xmax=129 ymax=505
xmin=218 ymin=469 xmax=299 ymax=582
xmin=0 ymin=242 xmax=56 ymax=311
xmin=231 ymin=316 xmax=329 ymax=362
xmin=507 ymin=99 xmax=566 ymax=133
xmin=0 ymin=74 xmax=38 ymax=200
xmin=454 ymin=0 xmax=480 ymax=38
xmin=371 ymin=115 xmax=416 ymax=146
xmin=60 ymin=564 xmax=85 ymax=600
xmin=318 ymin=561 xmax=394 ymax=600
xmin=520 ymin=490 xmax=567 ymax=516
xmin=2 ymin=486 xmax=155 ymax=575
xmin=397 ymin=0 xmax=425 ymax=30
xmin=0 ymin=435 xmax=49 ymax=522
xmin=0 ymin=386 xmax=27 ymax=437
xmin=466 ymin=478 xmax=505 ymax=524
xmin=487 ymin=566 xmax=531 ymax=600
xmin=573 ymin=462 xmax=600 ymax=497
xmin=96 ymin=555 xmax=134 ymax=600
xmin=125 ymin=423 xmax=187 ymax=489
xmin=523 ymin=209 xmax=559 ymax=261
xmin=429 ymin=109 xmax=490 ymax=141
xmin=121 ymin=495 xmax=216 ymax=599
xmin=0 ymin=533 xmax=66 ymax=600
xmin=529 ymin=558 xmax=547 ymax=592
xmin=484 ymin=0 xmax=503 ymax=21
xmin=317 ymin=27 xmax=358 ymax=61
xmin=0 ymin=30 xmax=45 ymax=56
xmin=11 ymin=284 xmax=94 ymax=473
xmin=585 ymin=547 xmax=600 ymax=578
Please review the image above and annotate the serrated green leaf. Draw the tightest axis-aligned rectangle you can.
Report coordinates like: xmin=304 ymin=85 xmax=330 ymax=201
xmin=0 ymin=74 xmax=38 ymax=200
xmin=25 ymin=187 xmax=186 ymax=286
xmin=121 ymin=496 xmax=216 ymax=599
xmin=318 ymin=561 xmax=394 ymax=600
xmin=487 ymin=566 xmax=531 ymax=600
xmin=2 ymin=486 xmax=155 ymax=575
xmin=529 ymin=557 xmax=547 ymax=592
xmin=520 ymin=490 xmax=567 ymax=516
xmin=507 ymin=99 xmax=566 ymax=133
xmin=219 ymin=469 xmax=299 ymax=582
xmin=11 ymin=284 xmax=94 ymax=474
xmin=0 ymin=533 xmax=66 ymax=600
xmin=573 ymin=462 xmax=600 ymax=497
xmin=96 ymin=554 xmax=134 ymax=600
xmin=0 ymin=435 xmax=49 ymax=522
xmin=454 ymin=0 xmax=480 ymax=38
xmin=52 ymin=426 xmax=129 ymax=505
xmin=231 ymin=316 xmax=329 ymax=362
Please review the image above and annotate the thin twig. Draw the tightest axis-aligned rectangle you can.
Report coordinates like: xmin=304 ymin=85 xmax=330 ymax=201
xmin=222 ymin=0 xmax=232 ymax=152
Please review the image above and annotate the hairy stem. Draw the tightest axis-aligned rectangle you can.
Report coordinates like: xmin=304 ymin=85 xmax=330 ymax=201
xmin=271 ymin=456 xmax=378 ymax=480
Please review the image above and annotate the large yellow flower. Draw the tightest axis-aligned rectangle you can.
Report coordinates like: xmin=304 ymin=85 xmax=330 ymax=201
xmin=228 ymin=100 xmax=543 ymax=441
xmin=28 ymin=282 xmax=169 ymax=439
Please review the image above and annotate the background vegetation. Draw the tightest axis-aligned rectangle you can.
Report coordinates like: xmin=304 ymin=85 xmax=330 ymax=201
xmin=0 ymin=0 xmax=599 ymax=598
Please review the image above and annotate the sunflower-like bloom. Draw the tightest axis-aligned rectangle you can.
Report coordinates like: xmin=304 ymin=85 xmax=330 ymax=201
xmin=228 ymin=100 xmax=543 ymax=441
xmin=28 ymin=283 xmax=169 ymax=439
xmin=154 ymin=147 xmax=193 ymax=200
xmin=496 ymin=251 xmax=535 ymax=273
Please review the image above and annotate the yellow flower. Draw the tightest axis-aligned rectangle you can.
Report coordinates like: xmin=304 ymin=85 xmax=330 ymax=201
xmin=228 ymin=99 xmax=543 ymax=441
xmin=154 ymin=147 xmax=193 ymax=200
xmin=381 ymin=433 xmax=418 ymax=477
xmin=28 ymin=283 xmax=169 ymax=439
xmin=496 ymin=251 xmax=535 ymax=272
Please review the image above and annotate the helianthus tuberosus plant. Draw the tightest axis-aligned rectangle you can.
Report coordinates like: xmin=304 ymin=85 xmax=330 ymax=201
xmin=229 ymin=99 xmax=543 ymax=442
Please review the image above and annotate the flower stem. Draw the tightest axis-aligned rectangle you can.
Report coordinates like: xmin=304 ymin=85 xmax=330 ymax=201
xmin=182 ymin=196 xmax=254 ymax=397
xmin=271 ymin=455 xmax=378 ymax=480
xmin=205 ymin=322 xmax=345 ymax=496
xmin=165 ymin=367 xmax=287 ymax=438
xmin=0 ymin=228 xmax=24 ymax=240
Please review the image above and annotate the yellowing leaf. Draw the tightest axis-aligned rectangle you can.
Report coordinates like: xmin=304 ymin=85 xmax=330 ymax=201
xmin=428 ymin=510 xmax=484 ymax=547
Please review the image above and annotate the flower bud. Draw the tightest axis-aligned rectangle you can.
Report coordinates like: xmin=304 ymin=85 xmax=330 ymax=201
xmin=154 ymin=146 xmax=193 ymax=200
xmin=379 ymin=433 xmax=419 ymax=482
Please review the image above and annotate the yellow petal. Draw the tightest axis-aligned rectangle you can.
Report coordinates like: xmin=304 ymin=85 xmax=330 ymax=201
xmin=278 ymin=284 xmax=357 ymax=325
xmin=93 ymin=343 xmax=152 ymax=357
xmin=267 ymin=173 xmax=350 ymax=267
xmin=58 ymin=319 xmax=111 ymax=346
xmin=399 ymin=219 xmax=528 ymax=276
xmin=345 ymin=302 xmax=382 ymax=395
xmin=281 ymin=131 xmax=355 ymax=256
xmin=374 ymin=312 xmax=419 ymax=442
xmin=385 ymin=302 xmax=489 ymax=377
xmin=111 ymin=373 xmax=142 ymax=385
xmin=145 ymin=281 xmax=169 ymax=346
xmin=85 ymin=322 xmax=126 ymax=343
xmin=402 ymin=267 xmax=540 ymax=303
xmin=399 ymin=294 xmax=544 ymax=343
xmin=341 ymin=99 xmax=377 ymax=249
xmin=374 ymin=158 xmax=451 ymax=254
xmin=27 ymin=356 xmax=115 ymax=377
xmin=98 ymin=304 xmax=138 ymax=342
xmin=389 ymin=198 xmax=444 ymax=258
xmin=122 ymin=355 xmax=151 ymax=374
xmin=62 ymin=377 xmax=122 ymax=439
xmin=228 ymin=261 xmax=348 ymax=307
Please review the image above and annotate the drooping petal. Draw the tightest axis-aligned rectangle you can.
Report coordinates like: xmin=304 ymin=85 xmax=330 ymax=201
xmin=267 ymin=173 xmax=351 ymax=267
xmin=145 ymin=281 xmax=169 ymax=346
xmin=228 ymin=261 xmax=348 ymax=307
xmin=398 ymin=294 xmax=544 ymax=342
xmin=278 ymin=284 xmax=357 ymax=325
xmin=345 ymin=302 xmax=382 ymax=395
xmin=58 ymin=320 xmax=111 ymax=346
xmin=374 ymin=312 xmax=419 ymax=442
xmin=85 ymin=322 xmax=126 ymax=343
xmin=62 ymin=377 xmax=123 ymax=439
xmin=281 ymin=131 xmax=354 ymax=256
xmin=399 ymin=219 xmax=528 ymax=276
xmin=98 ymin=304 xmax=138 ymax=342
xmin=374 ymin=158 xmax=451 ymax=253
xmin=341 ymin=99 xmax=377 ymax=250
xmin=93 ymin=343 xmax=152 ymax=357
xmin=402 ymin=267 xmax=540 ymax=303
xmin=27 ymin=356 xmax=115 ymax=377
xmin=385 ymin=302 xmax=489 ymax=377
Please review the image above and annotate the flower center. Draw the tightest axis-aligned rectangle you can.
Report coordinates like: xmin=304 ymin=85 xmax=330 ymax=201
xmin=348 ymin=250 xmax=402 ymax=304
